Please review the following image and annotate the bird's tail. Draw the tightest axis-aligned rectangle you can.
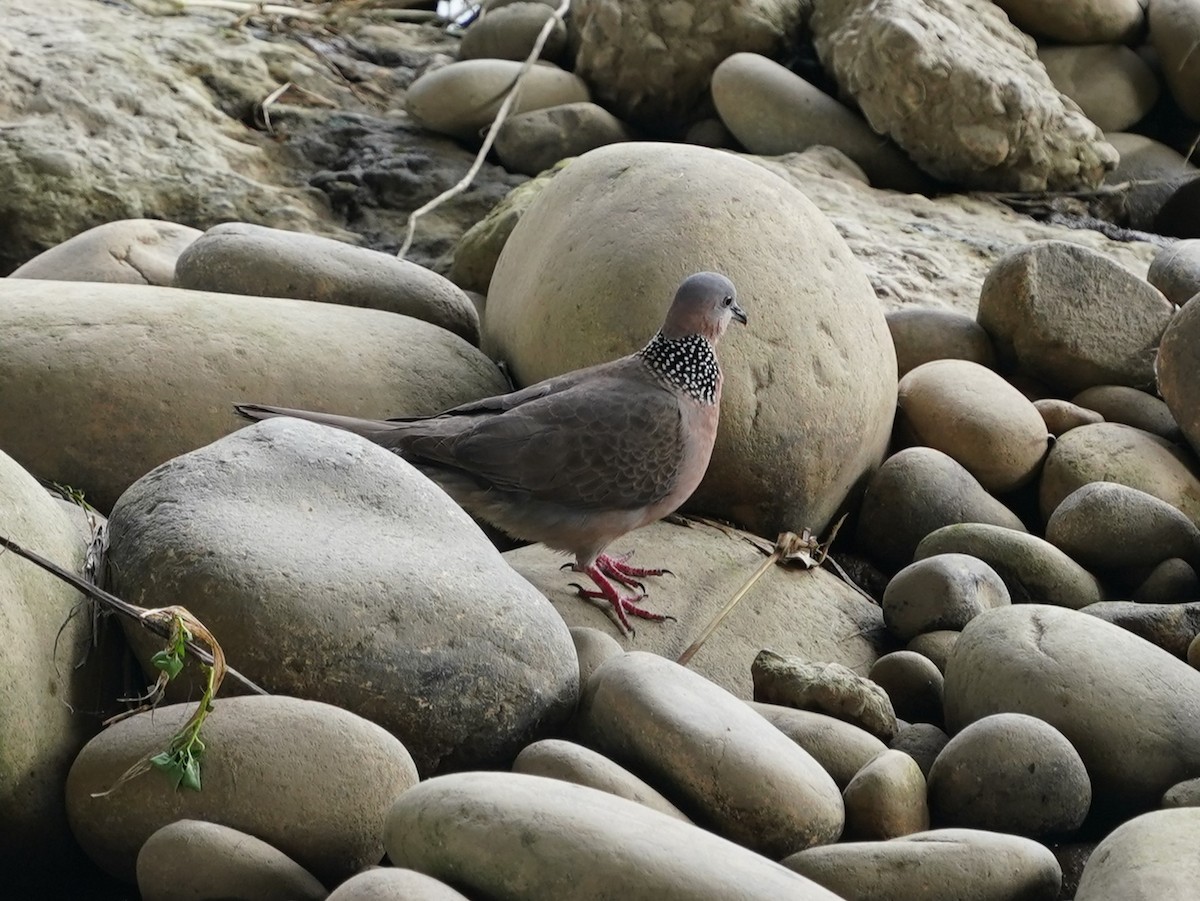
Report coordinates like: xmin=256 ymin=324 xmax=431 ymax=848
xmin=233 ymin=403 xmax=404 ymax=441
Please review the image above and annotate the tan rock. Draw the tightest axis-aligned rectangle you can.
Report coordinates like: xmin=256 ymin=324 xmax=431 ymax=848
xmin=1150 ymin=0 xmax=1200 ymax=121
xmin=494 ymin=102 xmax=635 ymax=176
xmin=1038 ymin=44 xmax=1158 ymax=132
xmin=326 ymin=868 xmax=469 ymax=901
xmin=843 ymin=749 xmax=929 ymax=840
xmin=1034 ymin=398 xmax=1104 ymax=436
xmin=483 ymin=141 xmax=897 ymax=538
xmin=883 ymin=554 xmax=1008 ymax=642
xmin=9 ymin=219 xmax=200 ymax=285
xmin=886 ymin=307 xmax=996 ymax=377
xmin=459 ymin=2 xmax=567 ymax=62
xmin=749 ymin=702 xmax=889 ymax=789
xmin=1147 ymin=239 xmax=1200 ymax=306
xmin=1071 ymin=385 xmax=1180 ymax=442
xmin=993 ymin=0 xmax=1144 ymax=42
xmin=897 ymin=359 xmax=1050 ymax=493
xmin=1158 ymin=293 xmax=1200 ymax=460
xmin=869 ymin=651 xmax=945 ymax=726
xmin=1076 ymin=808 xmax=1200 ymax=899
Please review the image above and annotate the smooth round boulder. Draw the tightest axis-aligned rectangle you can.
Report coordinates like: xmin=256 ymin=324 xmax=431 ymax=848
xmin=944 ymin=604 xmax=1200 ymax=810
xmin=172 ymin=222 xmax=480 ymax=342
xmin=9 ymin=218 xmax=200 ymax=285
xmin=574 ymin=652 xmax=844 ymax=857
xmin=784 ymin=828 xmax=1062 ymax=901
xmin=106 ymin=418 xmax=579 ymax=776
xmin=1045 ymin=481 xmax=1200 ymax=572
xmin=1071 ymin=385 xmax=1180 ymax=442
xmin=327 ymin=868 xmax=470 ymax=901
xmin=136 ymin=820 xmax=326 ymax=901
xmin=512 ymin=739 xmax=690 ymax=821
xmin=750 ymin=702 xmax=889 ymax=789
xmin=883 ymin=553 xmax=1010 ymax=642
xmin=928 ymin=713 xmax=1091 ymax=836
xmin=897 ymin=359 xmax=1049 ymax=493
xmin=385 ymin=772 xmax=844 ymax=900
xmin=1038 ymin=423 xmax=1200 ymax=526
xmin=483 ymin=141 xmax=898 ymax=539
xmin=869 ymin=651 xmax=945 ymax=726
xmin=1038 ymin=44 xmax=1158 ymax=133
xmin=505 ymin=519 xmax=884 ymax=698
xmin=67 ymin=696 xmax=419 ymax=884
xmin=1075 ymin=808 xmax=1200 ymax=900
xmin=916 ymin=523 xmax=1102 ymax=610
xmin=1148 ymin=239 xmax=1200 ymax=306
xmin=710 ymin=52 xmax=931 ymax=193
xmin=569 ymin=626 xmax=623 ymax=687
xmin=0 ymin=279 xmax=511 ymax=512
xmin=856 ymin=447 xmax=1027 ymax=571
xmin=885 ymin=307 xmax=996 ymax=377
xmin=906 ymin=632 xmax=959 ymax=674
xmin=978 ymin=241 xmax=1174 ymax=394
xmin=842 ymin=749 xmax=929 ymax=840
xmin=1158 ymin=293 xmax=1200 ymax=460
xmin=405 ymin=60 xmax=589 ymax=141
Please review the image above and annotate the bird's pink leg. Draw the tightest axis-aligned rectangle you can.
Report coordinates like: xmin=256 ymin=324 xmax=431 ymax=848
xmin=573 ymin=563 xmax=673 ymax=635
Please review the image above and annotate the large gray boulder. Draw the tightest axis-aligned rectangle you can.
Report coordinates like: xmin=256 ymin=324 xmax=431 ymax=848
xmin=483 ymin=142 xmax=897 ymax=538
xmin=0 ymin=279 xmax=509 ymax=511
xmin=106 ymin=418 xmax=579 ymax=775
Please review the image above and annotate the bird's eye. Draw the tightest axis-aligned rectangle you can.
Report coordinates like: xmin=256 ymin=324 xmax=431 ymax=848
xmin=722 ymin=296 xmax=733 ymax=307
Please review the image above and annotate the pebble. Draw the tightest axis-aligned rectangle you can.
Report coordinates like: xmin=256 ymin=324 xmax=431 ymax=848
xmin=459 ymin=1 xmax=567 ymax=62
xmin=992 ymin=0 xmax=1145 ymax=42
xmin=750 ymin=702 xmax=889 ymax=789
xmin=885 ymin=307 xmax=997 ymax=377
xmin=1150 ymin=0 xmax=1200 ymax=121
xmin=869 ymin=651 xmax=945 ymax=726
xmin=1070 ymin=385 xmax=1181 ymax=442
xmin=575 ymin=652 xmax=844 ymax=857
xmin=883 ymin=554 xmax=1009 ymax=641
xmin=1038 ymin=44 xmax=1158 ymax=133
xmin=1156 ymin=292 xmax=1200 ymax=460
xmin=494 ymin=102 xmax=636 ymax=176
xmin=1034 ymin=398 xmax=1104 ymax=436
xmin=896 ymin=359 xmax=1050 ymax=493
xmin=326 ymin=868 xmax=470 ymax=900
xmin=842 ymin=749 xmax=929 ymax=840
xmin=889 ymin=722 xmax=950 ymax=778
xmin=1147 ymin=239 xmax=1200 ymax=306
xmin=1075 ymin=808 xmax=1200 ymax=899
xmin=906 ymin=631 xmax=960 ymax=674
xmin=978 ymin=240 xmax=1174 ymax=395
xmin=386 ymin=772 xmax=845 ymax=900
xmin=927 ymin=713 xmax=1091 ymax=837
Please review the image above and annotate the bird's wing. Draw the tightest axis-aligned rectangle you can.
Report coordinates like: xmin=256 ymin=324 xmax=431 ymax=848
xmin=397 ymin=369 xmax=689 ymax=511
xmin=387 ymin=364 xmax=605 ymax=421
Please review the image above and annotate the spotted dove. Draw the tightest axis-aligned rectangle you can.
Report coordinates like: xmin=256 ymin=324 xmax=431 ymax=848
xmin=235 ymin=271 xmax=746 ymax=633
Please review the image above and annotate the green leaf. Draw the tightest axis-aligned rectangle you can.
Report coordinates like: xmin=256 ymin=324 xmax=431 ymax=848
xmin=150 ymin=649 xmax=184 ymax=680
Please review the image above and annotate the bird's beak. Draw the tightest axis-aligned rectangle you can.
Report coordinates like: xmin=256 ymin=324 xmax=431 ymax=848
xmin=731 ymin=301 xmax=748 ymax=325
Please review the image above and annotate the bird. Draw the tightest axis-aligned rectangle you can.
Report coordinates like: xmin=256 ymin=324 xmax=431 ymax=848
xmin=235 ymin=271 xmax=747 ymax=634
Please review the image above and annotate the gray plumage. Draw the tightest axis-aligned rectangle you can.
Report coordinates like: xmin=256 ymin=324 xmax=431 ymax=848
xmin=236 ymin=271 xmax=746 ymax=633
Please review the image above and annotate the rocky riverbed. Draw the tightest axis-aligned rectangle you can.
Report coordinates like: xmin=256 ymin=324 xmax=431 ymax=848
xmin=3 ymin=0 xmax=1200 ymax=898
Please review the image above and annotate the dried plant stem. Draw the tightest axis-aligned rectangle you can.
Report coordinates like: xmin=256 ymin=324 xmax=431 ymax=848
xmin=396 ymin=0 xmax=571 ymax=259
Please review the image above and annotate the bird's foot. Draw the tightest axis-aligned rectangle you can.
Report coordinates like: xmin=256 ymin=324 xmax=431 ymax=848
xmin=596 ymin=551 xmax=673 ymax=587
xmin=571 ymin=562 xmax=676 ymax=636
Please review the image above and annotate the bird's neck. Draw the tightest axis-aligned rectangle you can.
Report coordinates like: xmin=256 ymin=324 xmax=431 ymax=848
xmin=636 ymin=332 xmax=722 ymax=405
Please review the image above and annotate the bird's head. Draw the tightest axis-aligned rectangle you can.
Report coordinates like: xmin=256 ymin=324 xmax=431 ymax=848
xmin=660 ymin=272 xmax=747 ymax=343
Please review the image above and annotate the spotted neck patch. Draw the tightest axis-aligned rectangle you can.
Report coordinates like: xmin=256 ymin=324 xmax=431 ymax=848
xmin=637 ymin=332 xmax=721 ymax=404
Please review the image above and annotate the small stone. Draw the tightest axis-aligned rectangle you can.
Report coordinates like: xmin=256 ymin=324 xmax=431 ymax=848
xmin=136 ymin=820 xmax=326 ymax=901
xmin=1034 ymin=398 xmax=1105 ymax=436
xmin=889 ymin=722 xmax=950 ymax=778
xmin=916 ymin=523 xmax=1102 ymax=610
xmin=869 ymin=651 xmax=945 ymax=726
xmin=1046 ymin=482 xmax=1200 ymax=573
xmin=856 ymin=447 xmax=1027 ymax=571
xmin=1071 ymin=385 xmax=1181 ymax=443
xmin=750 ymin=702 xmax=889 ymax=789
xmin=897 ymin=359 xmax=1050 ymax=493
xmin=494 ymin=102 xmax=636 ymax=176
xmin=883 ymin=553 xmax=1010 ymax=642
xmin=512 ymin=739 xmax=690 ymax=821
xmin=843 ymin=749 xmax=929 ymax=840
xmin=784 ymin=828 xmax=1062 ymax=900
xmin=9 ymin=219 xmax=200 ymax=285
xmin=905 ymin=631 xmax=959 ymax=674
xmin=576 ymin=652 xmax=844 ymax=857
xmin=569 ymin=626 xmax=623 ymax=687
xmin=885 ymin=307 xmax=996 ymax=378
xmin=978 ymin=241 xmax=1174 ymax=394
xmin=928 ymin=713 xmax=1091 ymax=837
xmin=1135 ymin=558 xmax=1200 ymax=604
xmin=752 ymin=650 xmax=898 ymax=742
xmin=1147 ymin=239 xmax=1200 ymax=306
xmin=711 ymin=52 xmax=931 ymax=193
xmin=459 ymin=2 xmax=567 ymax=62
xmin=405 ymin=59 xmax=588 ymax=141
